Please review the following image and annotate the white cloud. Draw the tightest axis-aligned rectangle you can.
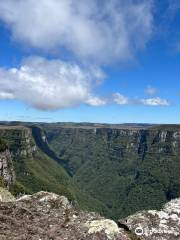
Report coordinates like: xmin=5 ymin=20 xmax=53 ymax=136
xmin=0 ymin=0 xmax=153 ymax=64
xmin=140 ymin=97 xmax=170 ymax=106
xmin=0 ymin=92 xmax=14 ymax=99
xmin=0 ymin=56 xmax=105 ymax=110
xmin=145 ymin=85 xmax=157 ymax=95
xmin=85 ymin=96 xmax=107 ymax=106
xmin=113 ymin=93 xmax=129 ymax=105
xmin=113 ymin=93 xmax=170 ymax=106
xmin=0 ymin=1 xmax=155 ymax=110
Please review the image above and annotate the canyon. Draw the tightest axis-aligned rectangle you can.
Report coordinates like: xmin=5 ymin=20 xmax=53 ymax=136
xmin=0 ymin=122 xmax=180 ymax=221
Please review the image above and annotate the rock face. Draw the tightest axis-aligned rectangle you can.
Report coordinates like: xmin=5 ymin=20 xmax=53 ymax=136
xmin=119 ymin=198 xmax=180 ymax=240
xmin=0 ymin=149 xmax=14 ymax=186
xmin=0 ymin=126 xmax=37 ymax=158
xmin=0 ymin=191 xmax=130 ymax=240
xmin=0 ymin=126 xmax=36 ymax=187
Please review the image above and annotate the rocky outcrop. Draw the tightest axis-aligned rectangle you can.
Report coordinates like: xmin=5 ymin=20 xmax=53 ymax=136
xmin=119 ymin=198 xmax=180 ymax=240
xmin=0 ymin=149 xmax=14 ymax=186
xmin=0 ymin=126 xmax=37 ymax=158
xmin=0 ymin=190 xmax=180 ymax=240
xmin=0 ymin=191 xmax=130 ymax=240
xmin=0 ymin=126 xmax=37 ymax=186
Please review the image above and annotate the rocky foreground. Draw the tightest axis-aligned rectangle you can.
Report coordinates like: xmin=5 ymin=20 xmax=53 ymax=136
xmin=0 ymin=188 xmax=180 ymax=240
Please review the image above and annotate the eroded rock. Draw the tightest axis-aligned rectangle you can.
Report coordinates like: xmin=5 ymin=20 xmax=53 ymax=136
xmin=119 ymin=198 xmax=180 ymax=240
xmin=0 ymin=191 xmax=130 ymax=240
xmin=0 ymin=149 xmax=15 ymax=186
xmin=1 ymin=190 xmax=180 ymax=240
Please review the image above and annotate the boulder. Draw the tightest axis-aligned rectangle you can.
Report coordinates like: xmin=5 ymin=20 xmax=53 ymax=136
xmin=119 ymin=198 xmax=180 ymax=240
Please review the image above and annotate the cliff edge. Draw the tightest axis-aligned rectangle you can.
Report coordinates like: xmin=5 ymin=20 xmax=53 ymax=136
xmin=0 ymin=189 xmax=180 ymax=240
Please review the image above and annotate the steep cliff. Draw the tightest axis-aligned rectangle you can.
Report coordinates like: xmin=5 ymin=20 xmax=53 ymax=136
xmin=0 ymin=125 xmax=109 ymax=216
xmin=1 ymin=122 xmax=180 ymax=221
xmin=0 ymin=126 xmax=76 ymax=197
xmin=41 ymin=124 xmax=180 ymax=219
xmin=0 ymin=126 xmax=37 ymax=157
xmin=0 ymin=149 xmax=14 ymax=186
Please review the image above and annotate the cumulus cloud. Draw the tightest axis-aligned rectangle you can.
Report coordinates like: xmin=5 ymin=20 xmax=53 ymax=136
xmin=0 ymin=1 xmax=156 ymax=111
xmin=0 ymin=92 xmax=14 ymax=100
xmin=0 ymin=56 xmax=105 ymax=110
xmin=113 ymin=93 xmax=129 ymax=105
xmin=113 ymin=93 xmax=170 ymax=106
xmin=85 ymin=96 xmax=107 ymax=106
xmin=0 ymin=0 xmax=153 ymax=64
xmin=140 ymin=97 xmax=170 ymax=106
xmin=145 ymin=85 xmax=157 ymax=95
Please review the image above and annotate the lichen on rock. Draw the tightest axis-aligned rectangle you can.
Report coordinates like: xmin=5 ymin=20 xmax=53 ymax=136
xmin=0 ymin=187 xmax=15 ymax=202
xmin=85 ymin=219 xmax=120 ymax=239
xmin=0 ymin=190 xmax=131 ymax=239
xmin=1 ymin=189 xmax=180 ymax=239
xmin=119 ymin=198 xmax=180 ymax=240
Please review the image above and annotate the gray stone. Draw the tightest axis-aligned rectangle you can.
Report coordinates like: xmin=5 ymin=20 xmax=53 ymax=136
xmin=119 ymin=198 xmax=180 ymax=240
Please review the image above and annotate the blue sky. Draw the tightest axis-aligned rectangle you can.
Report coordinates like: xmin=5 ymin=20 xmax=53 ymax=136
xmin=0 ymin=0 xmax=180 ymax=124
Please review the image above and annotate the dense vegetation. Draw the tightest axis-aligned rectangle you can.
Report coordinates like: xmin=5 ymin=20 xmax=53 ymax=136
xmin=1 ymin=123 xmax=180 ymax=220
xmin=0 ymin=127 xmax=109 ymax=216
xmin=43 ymin=125 xmax=180 ymax=219
xmin=0 ymin=138 xmax=7 ymax=152
xmin=0 ymin=176 xmax=5 ymax=188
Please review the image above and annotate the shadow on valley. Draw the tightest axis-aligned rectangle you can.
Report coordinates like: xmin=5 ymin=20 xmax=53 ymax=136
xmin=31 ymin=125 xmax=72 ymax=176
